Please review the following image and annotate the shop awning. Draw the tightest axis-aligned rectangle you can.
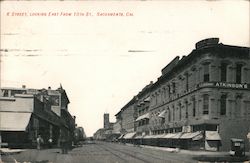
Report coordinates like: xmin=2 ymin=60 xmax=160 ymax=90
xmin=144 ymin=96 xmax=151 ymax=102
xmin=154 ymin=134 xmax=165 ymax=138
xmin=171 ymin=132 xmax=183 ymax=139
xmin=0 ymin=112 xmax=32 ymax=131
xmin=158 ymin=110 xmax=166 ymax=118
xmin=163 ymin=133 xmax=176 ymax=138
xmin=135 ymin=135 xmax=144 ymax=139
xmin=135 ymin=113 xmax=150 ymax=121
xmin=205 ymin=131 xmax=221 ymax=141
xmin=180 ymin=131 xmax=203 ymax=140
xmin=144 ymin=135 xmax=155 ymax=139
xmin=123 ymin=132 xmax=136 ymax=139
xmin=118 ymin=134 xmax=125 ymax=139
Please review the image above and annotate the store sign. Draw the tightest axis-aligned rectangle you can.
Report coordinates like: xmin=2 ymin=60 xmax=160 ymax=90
xmin=215 ymin=82 xmax=248 ymax=89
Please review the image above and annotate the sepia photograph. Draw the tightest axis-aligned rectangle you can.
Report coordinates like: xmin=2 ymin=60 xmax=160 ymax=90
xmin=0 ymin=0 xmax=250 ymax=162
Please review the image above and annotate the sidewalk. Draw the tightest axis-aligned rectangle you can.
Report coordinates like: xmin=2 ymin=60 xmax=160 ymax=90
xmin=0 ymin=148 xmax=25 ymax=155
xmin=126 ymin=143 xmax=250 ymax=157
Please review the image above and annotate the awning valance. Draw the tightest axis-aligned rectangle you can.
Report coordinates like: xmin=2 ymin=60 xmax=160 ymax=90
xmin=136 ymin=113 xmax=150 ymax=121
xmin=123 ymin=132 xmax=136 ymax=139
xmin=0 ymin=112 xmax=32 ymax=131
xmin=158 ymin=110 xmax=166 ymax=118
xmin=205 ymin=131 xmax=221 ymax=140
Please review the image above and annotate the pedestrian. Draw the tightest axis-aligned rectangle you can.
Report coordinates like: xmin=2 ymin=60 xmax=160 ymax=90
xmin=60 ymin=132 xmax=68 ymax=154
xmin=36 ymin=135 xmax=44 ymax=150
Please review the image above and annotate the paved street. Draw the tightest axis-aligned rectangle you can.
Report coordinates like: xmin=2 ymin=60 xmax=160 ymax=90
xmin=1 ymin=141 xmax=249 ymax=163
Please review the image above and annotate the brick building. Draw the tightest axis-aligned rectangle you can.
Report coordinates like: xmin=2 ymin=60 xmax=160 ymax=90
xmin=115 ymin=38 xmax=250 ymax=151
xmin=0 ymin=85 xmax=76 ymax=148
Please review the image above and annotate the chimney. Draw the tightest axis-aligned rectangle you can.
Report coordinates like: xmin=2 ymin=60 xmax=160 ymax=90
xmin=48 ymin=86 xmax=51 ymax=90
xmin=22 ymin=85 xmax=26 ymax=89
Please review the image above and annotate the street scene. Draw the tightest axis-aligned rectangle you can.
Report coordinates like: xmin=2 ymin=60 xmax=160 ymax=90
xmin=1 ymin=1 xmax=250 ymax=163
xmin=2 ymin=141 xmax=249 ymax=163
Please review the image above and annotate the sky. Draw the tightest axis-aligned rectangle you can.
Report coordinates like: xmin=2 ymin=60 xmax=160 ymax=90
xmin=0 ymin=0 xmax=249 ymax=136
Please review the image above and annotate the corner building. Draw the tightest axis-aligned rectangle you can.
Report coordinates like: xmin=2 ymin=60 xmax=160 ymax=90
xmin=122 ymin=38 xmax=250 ymax=151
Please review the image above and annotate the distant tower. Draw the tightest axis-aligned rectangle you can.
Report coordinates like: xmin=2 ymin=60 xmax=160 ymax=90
xmin=104 ymin=113 xmax=110 ymax=129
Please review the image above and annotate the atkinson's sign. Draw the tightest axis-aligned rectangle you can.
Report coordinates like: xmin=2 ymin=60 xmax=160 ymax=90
xmin=198 ymin=82 xmax=249 ymax=89
xmin=215 ymin=82 xmax=248 ymax=89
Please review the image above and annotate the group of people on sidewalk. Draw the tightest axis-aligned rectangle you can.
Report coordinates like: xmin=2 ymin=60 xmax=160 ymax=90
xmin=36 ymin=132 xmax=71 ymax=154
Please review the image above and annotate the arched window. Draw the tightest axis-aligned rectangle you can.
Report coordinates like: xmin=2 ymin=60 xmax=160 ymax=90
xmin=192 ymin=97 xmax=196 ymax=117
xmin=203 ymin=63 xmax=210 ymax=82
xmin=203 ymin=94 xmax=209 ymax=115
xmin=236 ymin=64 xmax=243 ymax=83
xmin=220 ymin=94 xmax=227 ymax=116
xmin=221 ymin=63 xmax=228 ymax=82
xmin=179 ymin=103 xmax=182 ymax=120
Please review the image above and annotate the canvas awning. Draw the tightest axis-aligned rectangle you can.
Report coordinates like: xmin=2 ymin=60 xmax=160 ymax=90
xmin=0 ymin=112 xmax=32 ymax=131
xmin=123 ymin=132 xmax=136 ymax=139
xmin=135 ymin=135 xmax=144 ymax=139
xmin=144 ymin=96 xmax=151 ymax=102
xmin=118 ymin=134 xmax=125 ymax=139
xmin=180 ymin=131 xmax=203 ymax=140
xmin=144 ymin=135 xmax=155 ymax=139
xmin=135 ymin=113 xmax=150 ymax=121
xmin=171 ymin=132 xmax=183 ymax=139
xmin=205 ymin=131 xmax=221 ymax=141
xmin=158 ymin=110 xmax=166 ymax=118
xmin=154 ymin=134 xmax=165 ymax=138
xmin=163 ymin=133 xmax=176 ymax=138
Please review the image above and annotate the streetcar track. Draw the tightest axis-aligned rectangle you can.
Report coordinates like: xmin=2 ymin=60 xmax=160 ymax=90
xmin=98 ymin=144 xmax=128 ymax=162
xmin=99 ymin=143 xmax=151 ymax=163
xmin=102 ymin=142 xmax=193 ymax=163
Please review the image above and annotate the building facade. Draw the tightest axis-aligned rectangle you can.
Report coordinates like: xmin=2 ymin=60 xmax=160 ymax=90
xmin=115 ymin=38 xmax=250 ymax=151
xmin=0 ymin=85 xmax=76 ymax=148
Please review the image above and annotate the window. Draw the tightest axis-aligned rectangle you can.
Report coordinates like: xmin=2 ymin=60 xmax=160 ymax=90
xmin=203 ymin=94 xmax=209 ymax=115
xmin=192 ymin=98 xmax=196 ymax=117
xmin=172 ymin=82 xmax=176 ymax=94
xmin=178 ymin=103 xmax=181 ymax=120
xmin=221 ymin=63 xmax=227 ymax=82
xmin=172 ymin=105 xmax=175 ymax=121
xmin=236 ymin=64 xmax=242 ymax=83
xmin=185 ymin=73 xmax=189 ymax=91
xmin=167 ymin=85 xmax=171 ymax=98
xmin=168 ymin=108 xmax=171 ymax=122
xmin=161 ymin=117 xmax=165 ymax=124
xmin=185 ymin=101 xmax=188 ymax=119
xmin=203 ymin=63 xmax=210 ymax=82
xmin=220 ymin=95 xmax=227 ymax=116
